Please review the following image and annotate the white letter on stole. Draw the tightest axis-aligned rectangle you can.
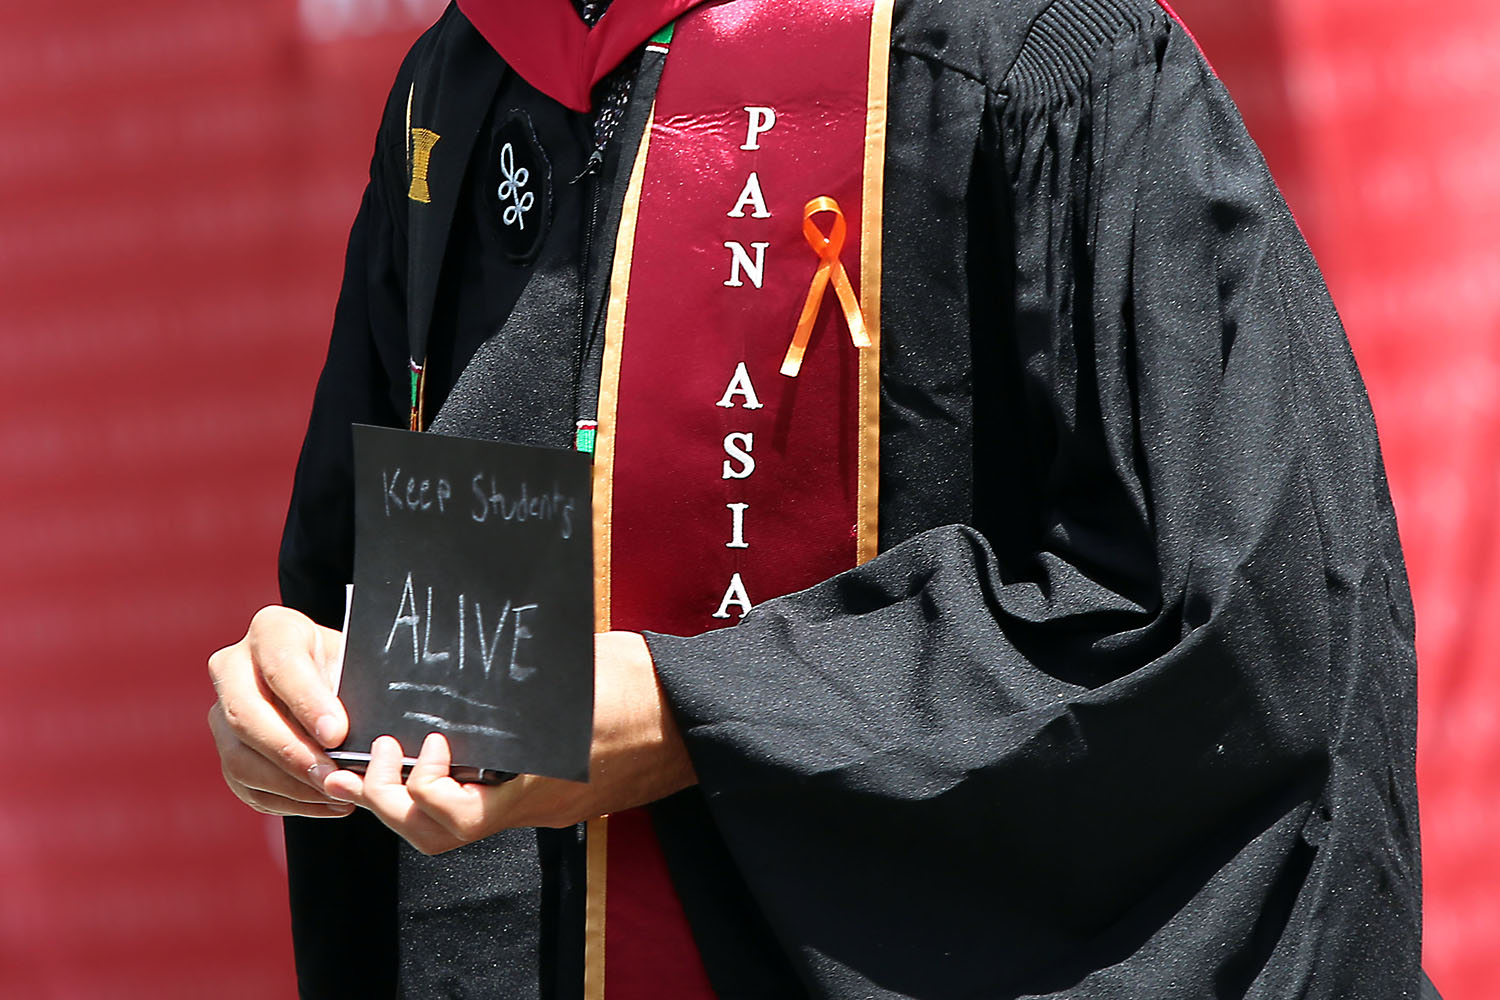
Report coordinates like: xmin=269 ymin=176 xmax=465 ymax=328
xmin=716 ymin=362 xmax=764 ymax=409
xmin=722 ymin=433 xmax=755 ymax=479
xmin=724 ymin=242 xmax=769 ymax=288
xmin=712 ymin=572 xmax=753 ymax=619
xmin=740 ymin=106 xmax=777 ymax=150
xmin=726 ymin=172 xmax=771 ymax=219
xmin=726 ymin=503 xmax=749 ymax=549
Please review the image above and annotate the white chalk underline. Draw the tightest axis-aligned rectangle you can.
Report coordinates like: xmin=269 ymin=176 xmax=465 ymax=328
xmin=402 ymin=711 xmax=516 ymax=740
xmin=388 ymin=681 xmax=504 ymax=712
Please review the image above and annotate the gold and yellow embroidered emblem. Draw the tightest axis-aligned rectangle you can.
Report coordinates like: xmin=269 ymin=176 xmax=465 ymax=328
xmin=408 ymin=128 xmax=440 ymax=203
xmin=405 ymin=82 xmax=440 ymax=204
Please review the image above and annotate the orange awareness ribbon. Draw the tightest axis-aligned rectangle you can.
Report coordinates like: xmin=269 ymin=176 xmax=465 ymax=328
xmin=781 ymin=196 xmax=870 ymax=377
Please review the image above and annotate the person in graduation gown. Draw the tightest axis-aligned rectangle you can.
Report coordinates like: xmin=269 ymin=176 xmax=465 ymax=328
xmin=205 ymin=0 xmax=1427 ymax=997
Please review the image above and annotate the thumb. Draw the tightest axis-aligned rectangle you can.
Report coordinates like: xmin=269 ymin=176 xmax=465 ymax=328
xmin=248 ymin=606 xmax=349 ymax=748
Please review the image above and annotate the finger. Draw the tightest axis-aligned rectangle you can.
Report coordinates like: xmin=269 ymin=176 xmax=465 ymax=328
xmin=217 ymin=751 xmax=354 ymax=819
xmin=360 ymin=734 xmax=411 ymax=811
xmin=321 ymin=736 xmax=400 ymax=813
xmin=224 ymin=737 xmax=345 ymax=805
xmin=207 ymin=659 xmax=332 ymax=795
xmin=246 ymin=606 xmax=348 ymax=749
xmin=320 ymin=732 xmax=403 ymax=809
xmin=321 ymin=764 xmax=366 ymax=807
xmin=405 ymin=732 xmax=459 ymax=798
xmin=406 ymin=734 xmax=494 ymax=842
xmin=233 ymin=781 xmax=356 ymax=819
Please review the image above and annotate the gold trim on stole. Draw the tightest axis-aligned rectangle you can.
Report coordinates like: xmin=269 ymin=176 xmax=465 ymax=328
xmin=857 ymin=0 xmax=892 ymax=565
xmin=583 ymin=814 xmax=609 ymax=996
xmin=584 ymin=104 xmax=655 ymax=1000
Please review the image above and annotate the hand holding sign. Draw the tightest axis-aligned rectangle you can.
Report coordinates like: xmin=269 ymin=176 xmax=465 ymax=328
xmin=206 ymin=606 xmax=353 ymax=818
xmin=210 ymin=427 xmax=627 ymax=842
xmin=322 ymin=631 xmax=697 ymax=854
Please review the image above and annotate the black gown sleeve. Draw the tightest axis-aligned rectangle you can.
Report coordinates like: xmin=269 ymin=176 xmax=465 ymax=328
xmin=646 ymin=5 xmax=1421 ymax=998
xmin=276 ymin=56 xmax=413 ymax=1000
xmin=278 ymin=127 xmax=408 ymax=630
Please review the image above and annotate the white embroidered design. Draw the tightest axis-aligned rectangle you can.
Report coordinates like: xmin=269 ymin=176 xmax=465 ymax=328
xmin=497 ymin=142 xmax=534 ymax=229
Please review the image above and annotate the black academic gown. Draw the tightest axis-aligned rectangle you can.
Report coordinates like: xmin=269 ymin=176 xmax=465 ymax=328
xmin=277 ymin=0 xmax=1423 ymax=997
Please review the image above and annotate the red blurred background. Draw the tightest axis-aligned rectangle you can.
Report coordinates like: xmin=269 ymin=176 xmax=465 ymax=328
xmin=2 ymin=0 xmax=1494 ymax=996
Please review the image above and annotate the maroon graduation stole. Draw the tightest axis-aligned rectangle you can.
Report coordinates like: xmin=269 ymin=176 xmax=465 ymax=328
xmin=587 ymin=0 xmax=893 ymax=994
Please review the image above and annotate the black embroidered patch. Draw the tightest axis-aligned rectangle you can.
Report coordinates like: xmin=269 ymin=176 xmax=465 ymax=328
xmin=487 ymin=109 xmax=551 ymax=265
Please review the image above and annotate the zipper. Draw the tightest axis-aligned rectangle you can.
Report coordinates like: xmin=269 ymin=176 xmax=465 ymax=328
xmin=576 ymin=148 xmax=605 ymax=286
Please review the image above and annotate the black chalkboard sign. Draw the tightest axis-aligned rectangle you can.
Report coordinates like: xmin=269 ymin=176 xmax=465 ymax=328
xmin=329 ymin=425 xmax=593 ymax=783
